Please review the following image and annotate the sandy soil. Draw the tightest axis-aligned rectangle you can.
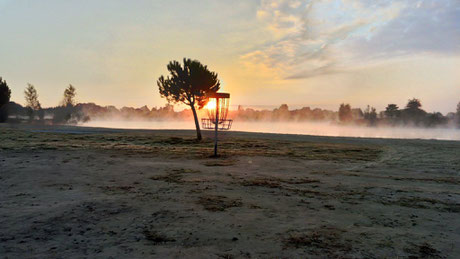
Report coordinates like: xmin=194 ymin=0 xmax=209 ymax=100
xmin=1 ymin=124 xmax=459 ymax=258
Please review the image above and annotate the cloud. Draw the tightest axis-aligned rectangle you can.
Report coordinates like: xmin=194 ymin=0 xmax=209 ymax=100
xmin=347 ymin=0 xmax=460 ymax=60
xmin=241 ymin=0 xmax=459 ymax=80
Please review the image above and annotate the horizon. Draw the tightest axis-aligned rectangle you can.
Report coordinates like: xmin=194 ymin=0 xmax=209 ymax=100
xmin=9 ymin=100 xmax=460 ymax=115
xmin=8 ymin=99 xmax=459 ymax=115
xmin=1 ymin=0 xmax=459 ymax=113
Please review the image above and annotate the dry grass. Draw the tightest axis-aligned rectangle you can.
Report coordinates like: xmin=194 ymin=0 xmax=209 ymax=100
xmin=203 ymin=159 xmax=237 ymax=166
xmin=404 ymin=242 xmax=443 ymax=258
xmin=238 ymin=176 xmax=320 ymax=189
xmin=149 ymin=168 xmax=201 ymax=184
xmin=283 ymin=226 xmax=352 ymax=256
xmin=0 ymin=127 xmax=382 ymax=162
xmin=143 ymin=228 xmax=175 ymax=244
xmin=381 ymin=196 xmax=460 ymax=213
xmin=196 ymin=195 xmax=243 ymax=212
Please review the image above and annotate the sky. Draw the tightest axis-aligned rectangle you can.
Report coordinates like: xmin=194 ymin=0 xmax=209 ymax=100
xmin=0 ymin=0 xmax=459 ymax=113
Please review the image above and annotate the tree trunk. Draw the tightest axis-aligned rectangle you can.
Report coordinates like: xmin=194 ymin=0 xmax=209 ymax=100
xmin=190 ymin=105 xmax=202 ymax=140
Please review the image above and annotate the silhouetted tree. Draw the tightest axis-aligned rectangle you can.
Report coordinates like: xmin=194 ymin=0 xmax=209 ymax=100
xmin=273 ymin=104 xmax=290 ymax=120
xmin=0 ymin=77 xmax=11 ymax=122
xmin=384 ymin=104 xmax=399 ymax=119
xmin=363 ymin=105 xmax=377 ymax=126
xmin=351 ymin=108 xmax=364 ymax=120
xmin=402 ymin=98 xmax=426 ymax=125
xmin=157 ymin=58 xmax=220 ymax=140
xmin=426 ymin=112 xmax=447 ymax=127
xmin=62 ymin=84 xmax=76 ymax=107
xmin=338 ymin=103 xmax=352 ymax=123
xmin=24 ymin=84 xmax=43 ymax=120
xmin=456 ymin=102 xmax=460 ymax=127
xmin=406 ymin=98 xmax=422 ymax=110
xmin=53 ymin=85 xmax=78 ymax=123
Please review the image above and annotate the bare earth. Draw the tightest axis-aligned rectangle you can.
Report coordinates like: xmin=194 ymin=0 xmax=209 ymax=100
xmin=1 ymin=124 xmax=459 ymax=258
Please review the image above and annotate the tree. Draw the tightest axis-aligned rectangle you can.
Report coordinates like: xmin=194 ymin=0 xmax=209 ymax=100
xmin=456 ymin=102 xmax=460 ymax=126
xmin=405 ymin=98 xmax=422 ymax=110
xmin=157 ymin=58 xmax=220 ymax=140
xmin=363 ymin=105 xmax=377 ymax=126
xmin=62 ymin=84 xmax=76 ymax=107
xmin=426 ymin=112 xmax=447 ymax=127
xmin=384 ymin=104 xmax=399 ymax=119
xmin=338 ymin=103 xmax=352 ymax=123
xmin=0 ymin=77 xmax=11 ymax=122
xmin=402 ymin=98 xmax=426 ymax=125
xmin=24 ymin=84 xmax=43 ymax=120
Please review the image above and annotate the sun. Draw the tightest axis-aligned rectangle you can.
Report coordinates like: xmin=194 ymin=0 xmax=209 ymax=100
xmin=205 ymin=99 xmax=217 ymax=111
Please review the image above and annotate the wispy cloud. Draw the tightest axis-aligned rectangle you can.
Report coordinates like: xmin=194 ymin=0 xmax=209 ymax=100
xmin=241 ymin=0 xmax=459 ymax=80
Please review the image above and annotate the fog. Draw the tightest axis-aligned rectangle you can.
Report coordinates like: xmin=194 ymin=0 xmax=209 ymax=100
xmin=81 ymin=120 xmax=460 ymax=141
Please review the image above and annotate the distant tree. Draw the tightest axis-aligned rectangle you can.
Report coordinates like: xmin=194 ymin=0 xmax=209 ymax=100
xmin=363 ymin=105 xmax=377 ymax=126
xmin=53 ymin=85 xmax=77 ymax=124
xmin=351 ymin=108 xmax=364 ymax=120
xmin=456 ymin=102 xmax=460 ymax=126
xmin=405 ymin=98 xmax=422 ymax=110
xmin=157 ymin=58 xmax=220 ymax=140
xmin=384 ymin=104 xmax=399 ymax=119
xmin=24 ymin=84 xmax=43 ymax=120
xmin=273 ymin=104 xmax=290 ymax=120
xmin=402 ymin=98 xmax=426 ymax=125
xmin=426 ymin=112 xmax=447 ymax=127
xmin=338 ymin=103 xmax=352 ymax=123
xmin=0 ymin=77 xmax=11 ymax=122
xmin=62 ymin=84 xmax=76 ymax=107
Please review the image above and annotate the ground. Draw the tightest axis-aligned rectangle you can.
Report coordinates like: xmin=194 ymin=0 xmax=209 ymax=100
xmin=0 ymin=124 xmax=459 ymax=258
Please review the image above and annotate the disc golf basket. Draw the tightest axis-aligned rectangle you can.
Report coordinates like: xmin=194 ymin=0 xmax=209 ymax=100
xmin=201 ymin=92 xmax=233 ymax=157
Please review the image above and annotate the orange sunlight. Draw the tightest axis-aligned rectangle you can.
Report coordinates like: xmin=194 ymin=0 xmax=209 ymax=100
xmin=205 ymin=98 xmax=217 ymax=111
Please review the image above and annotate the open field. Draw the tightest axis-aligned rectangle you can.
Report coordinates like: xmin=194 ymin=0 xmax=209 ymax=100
xmin=1 ymin=124 xmax=459 ymax=258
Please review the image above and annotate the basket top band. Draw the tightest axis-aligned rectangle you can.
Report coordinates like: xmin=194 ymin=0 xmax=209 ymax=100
xmin=207 ymin=92 xmax=230 ymax=99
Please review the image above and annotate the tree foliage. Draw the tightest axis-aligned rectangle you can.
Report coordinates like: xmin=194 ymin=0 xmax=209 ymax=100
xmin=402 ymin=98 xmax=426 ymax=125
xmin=405 ymin=98 xmax=422 ymax=110
xmin=62 ymin=84 xmax=77 ymax=107
xmin=0 ymin=77 xmax=11 ymax=122
xmin=157 ymin=58 xmax=220 ymax=140
xmin=24 ymin=84 xmax=42 ymax=110
xmin=363 ymin=105 xmax=377 ymax=126
xmin=24 ymin=84 xmax=43 ymax=120
xmin=338 ymin=103 xmax=352 ymax=122
xmin=456 ymin=101 xmax=460 ymax=126
xmin=384 ymin=104 xmax=399 ymax=119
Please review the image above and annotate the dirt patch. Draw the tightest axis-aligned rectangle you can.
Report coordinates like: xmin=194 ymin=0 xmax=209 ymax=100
xmin=99 ymin=185 xmax=136 ymax=195
xmin=381 ymin=196 xmax=460 ymax=212
xmin=238 ymin=176 xmax=320 ymax=189
xmin=197 ymin=195 xmax=243 ymax=212
xmin=283 ymin=226 xmax=352 ymax=256
xmin=150 ymin=168 xmax=201 ymax=184
xmin=404 ymin=242 xmax=444 ymax=258
xmin=143 ymin=228 xmax=175 ymax=244
xmin=203 ymin=159 xmax=237 ymax=167
xmin=240 ymin=178 xmax=282 ymax=188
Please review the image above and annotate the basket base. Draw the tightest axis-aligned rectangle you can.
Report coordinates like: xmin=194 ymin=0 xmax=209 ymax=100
xmin=201 ymin=118 xmax=233 ymax=130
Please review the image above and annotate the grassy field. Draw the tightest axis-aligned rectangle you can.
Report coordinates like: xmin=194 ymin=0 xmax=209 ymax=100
xmin=0 ymin=125 xmax=382 ymax=161
xmin=1 ymin=124 xmax=459 ymax=258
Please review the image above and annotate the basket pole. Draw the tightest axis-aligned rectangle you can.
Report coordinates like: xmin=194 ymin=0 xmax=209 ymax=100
xmin=214 ymin=98 xmax=219 ymax=157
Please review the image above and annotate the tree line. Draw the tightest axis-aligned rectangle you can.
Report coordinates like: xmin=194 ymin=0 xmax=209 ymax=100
xmin=1 ymin=58 xmax=460 ymax=141
xmin=0 ymin=78 xmax=83 ymax=124
xmin=337 ymin=99 xmax=460 ymax=127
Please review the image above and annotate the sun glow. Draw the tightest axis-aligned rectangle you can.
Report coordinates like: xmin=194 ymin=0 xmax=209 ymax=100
xmin=205 ymin=98 xmax=217 ymax=111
